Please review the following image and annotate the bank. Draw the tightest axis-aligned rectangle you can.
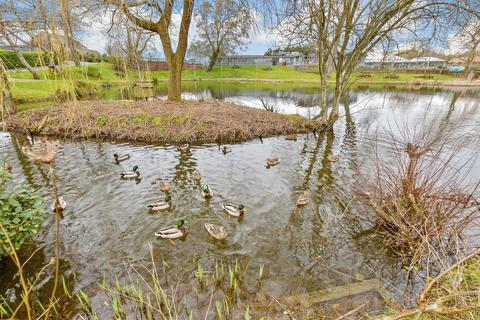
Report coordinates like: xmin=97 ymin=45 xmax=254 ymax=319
xmin=4 ymin=100 xmax=319 ymax=144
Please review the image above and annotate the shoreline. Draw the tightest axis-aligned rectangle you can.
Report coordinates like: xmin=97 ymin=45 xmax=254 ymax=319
xmin=12 ymin=78 xmax=480 ymax=105
xmin=5 ymin=100 xmax=320 ymax=144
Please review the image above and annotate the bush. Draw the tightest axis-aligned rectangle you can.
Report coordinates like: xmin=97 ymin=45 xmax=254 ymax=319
xmin=86 ymin=65 xmax=102 ymax=79
xmin=0 ymin=50 xmax=47 ymax=69
xmin=74 ymin=80 xmax=99 ymax=98
xmin=82 ymin=51 xmax=102 ymax=63
xmin=0 ymin=168 xmax=47 ymax=257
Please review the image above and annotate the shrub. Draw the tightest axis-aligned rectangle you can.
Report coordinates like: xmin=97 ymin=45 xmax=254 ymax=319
xmin=86 ymin=65 xmax=102 ymax=79
xmin=74 ymin=81 xmax=99 ymax=98
xmin=0 ymin=168 xmax=47 ymax=257
xmin=0 ymin=50 xmax=46 ymax=69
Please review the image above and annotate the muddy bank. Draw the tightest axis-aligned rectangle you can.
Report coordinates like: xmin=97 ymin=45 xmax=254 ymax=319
xmin=5 ymin=100 xmax=319 ymax=144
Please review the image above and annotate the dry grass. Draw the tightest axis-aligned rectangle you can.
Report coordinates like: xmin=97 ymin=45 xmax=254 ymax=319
xmin=5 ymin=100 xmax=319 ymax=143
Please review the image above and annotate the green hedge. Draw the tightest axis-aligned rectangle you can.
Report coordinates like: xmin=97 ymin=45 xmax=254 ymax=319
xmin=0 ymin=50 xmax=48 ymax=69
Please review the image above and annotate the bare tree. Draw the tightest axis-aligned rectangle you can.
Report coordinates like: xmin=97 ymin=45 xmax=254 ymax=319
xmin=453 ymin=17 xmax=480 ymax=79
xmin=278 ymin=0 xmax=475 ymax=125
xmin=104 ymin=0 xmax=195 ymax=101
xmin=190 ymin=0 xmax=255 ymax=71
xmin=107 ymin=13 xmax=156 ymax=70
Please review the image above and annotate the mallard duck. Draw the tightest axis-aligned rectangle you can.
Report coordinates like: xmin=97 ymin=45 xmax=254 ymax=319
xmin=192 ymin=169 xmax=202 ymax=181
xmin=222 ymin=146 xmax=232 ymax=154
xmin=51 ymin=195 xmax=67 ymax=212
xmin=155 ymin=219 xmax=187 ymax=239
xmin=297 ymin=190 xmax=310 ymax=206
xmin=266 ymin=158 xmax=279 ymax=167
xmin=159 ymin=180 xmax=171 ymax=192
xmin=222 ymin=204 xmax=247 ymax=217
xmin=285 ymin=134 xmax=297 ymax=141
xmin=177 ymin=144 xmax=190 ymax=151
xmin=148 ymin=195 xmax=172 ymax=211
xmin=121 ymin=165 xmax=140 ymax=179
xmin=114 ymin=153 xmax=130 ymax=163
xmin=3 ymin=163 xmax=12 ymax=172
xmin=327 ymin=154 xmax=340 ymax=162
xmin=205 ymin=223 xmax=227 ymax=240
xmin=201 ymin=185 xmax=213 ymax=198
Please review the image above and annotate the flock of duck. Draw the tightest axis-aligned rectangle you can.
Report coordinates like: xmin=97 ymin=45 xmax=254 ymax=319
xmin=45 ymin=136 xmax=340 ymax=241
xmin=115 ymin=144 xmax=249 ymax=241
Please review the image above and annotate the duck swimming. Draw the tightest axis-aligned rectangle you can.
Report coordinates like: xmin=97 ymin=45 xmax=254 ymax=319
xmin=51 ymin=195 xmax=67 ymax=212
xmin=148 ymin=195 xmax=172 ymax=211
xmin=222 ymin=146 xmax=232 ymax=154
xmin=266 ymin=158 xmax=279 ymax=167
xmin=327 ymin=154 xmax=340 ymax=162
xmin=222 ymin=204 xmax=247 ymax=217
xmin=205 ymin=223 xmax=227 ymax=240
xmin=285 ymin=134 xmax=297 ymax=141
xmin=201 ymin=185 xmax=213 ymax=198
xmin=159 ymin=180 xmax=171 ymax=192
xmin=296 ymin=190 xmax=310 ymax=206
xmin=177 ymin=144 xmax=190 ymax=151
xmin=155 ymin=219 xmax=187 ymax=239
xmin=121 ymin=165 xmax=140 ymax=179
xmin=192 ymin=170 xmax=202 ymax=181
xmin=114 ymin=153 xmax=130 ymax=163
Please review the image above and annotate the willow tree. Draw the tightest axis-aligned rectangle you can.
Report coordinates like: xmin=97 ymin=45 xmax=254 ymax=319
xmin=279 ymin=0 xmax=473 ymax=124
xmin=106 ymin=0 xmax=194 ymax=101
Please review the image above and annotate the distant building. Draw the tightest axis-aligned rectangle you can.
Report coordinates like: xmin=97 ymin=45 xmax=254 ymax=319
xmin=361 ymin=54 xmax=447 ymax=69
xmin=448 ymin=57 xmax=465 ymax=66
xmin=405 ymin=57 xmax=446 ymax=69
xmin=216 ymin=52 xmax=318 ymax=67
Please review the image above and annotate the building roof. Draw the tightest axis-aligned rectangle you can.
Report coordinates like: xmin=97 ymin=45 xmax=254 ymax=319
xmin=408 ymin=56 xmax=445 ymax=63
xmin=449 ymin=57 xmax=465 ymax=63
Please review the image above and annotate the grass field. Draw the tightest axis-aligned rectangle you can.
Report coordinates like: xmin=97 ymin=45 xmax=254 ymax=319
xmin=7 ymin=62 xmax=456 ymax=103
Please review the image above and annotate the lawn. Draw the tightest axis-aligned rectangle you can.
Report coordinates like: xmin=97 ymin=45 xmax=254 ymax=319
xmin=7 ymin=62 xmax=456 ymax=103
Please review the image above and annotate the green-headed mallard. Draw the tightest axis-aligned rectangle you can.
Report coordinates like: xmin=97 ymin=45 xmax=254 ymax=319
xmin=296 ymin=190 xmax=310 ymax=206
xmin=148 ymin=195 xmax=172 ymax=211
xmin=285 ymin=134 xmax=297 ymax=141
xmin=266 ymin=158 xmax=279 ymax=167
xmin=159 ymin=180 xmax=171 ymax=192
xmin=51 ymin=195 xmax=67 ymax=212
xmin=155 ymin=219 xmax=187 ymax=239
xmin=193 ymin=169 xmax=202 ymax=181
xmin=205 ymin=223 xmax=227 ymax=240
xmin=222 ymin=146 xmax=232 ymax=154
xmin=177 ymin=144 xmax=190 ymax=151
xmin=201 ymin=185 xmax=213 ymax=198
xmin=114 ymin=153 xmax=130 ymax=163
xmin=327 ymin=154 xmax=340 ymax=162
xmin=121 ymin=165 xmax=140 ymax=179
xmin=222 ymin=204 xmax=247 ymax=217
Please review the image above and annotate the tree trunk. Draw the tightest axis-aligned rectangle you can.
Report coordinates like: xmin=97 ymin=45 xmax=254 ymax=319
xmin=207 ymin=50 xmax=219 ymax=72
xmin=168 ymin=59 xmax=183 ymax=101
xmin=0 ymin=65 xmax=16 ymax=117
xmin=15 ymin=51 xmax=40 ymax=80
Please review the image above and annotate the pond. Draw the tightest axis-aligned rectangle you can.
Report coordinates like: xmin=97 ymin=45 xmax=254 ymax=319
xmin=2 ymin=84 xmax=480 ymax=318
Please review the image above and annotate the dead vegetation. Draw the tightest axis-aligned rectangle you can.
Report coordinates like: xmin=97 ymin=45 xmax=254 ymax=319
xmin=4 ymin=100 xmax=318 ymax=143
xmin=360 ymin=124 xmax=479 ymax=269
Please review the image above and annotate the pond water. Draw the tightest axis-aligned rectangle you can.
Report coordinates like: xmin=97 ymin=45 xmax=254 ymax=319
xmin=2 ymin=84 xmax=480 ymax=318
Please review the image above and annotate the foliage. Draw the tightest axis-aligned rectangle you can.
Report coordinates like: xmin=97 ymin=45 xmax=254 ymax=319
xmin=0 ymin=50 xmax=47 ymax=69
xmin=0 ymin=168 xmax=47 ymax=257
xmin=86 ymin=65 xmax=102 ymax=79
xmin=74 ymin=80 xmax=99 ymax=98
xmin=265 ymin=45 xmax=315 ymax=55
